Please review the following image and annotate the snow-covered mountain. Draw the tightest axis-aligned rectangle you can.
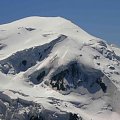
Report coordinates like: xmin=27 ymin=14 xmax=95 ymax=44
xmin=0 ymin=16 xmax=120 ymax=120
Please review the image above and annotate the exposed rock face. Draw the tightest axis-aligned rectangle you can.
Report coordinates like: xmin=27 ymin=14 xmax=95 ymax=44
xmin=50 ymin=62 xmax=106 ymax=93
xmin=0 ymin=93 xmax=43 ymax=120
xmin=0 ymin=35 xmax=67 ymax=74
xmin=69 ymin=113 xmax=81 ymax=120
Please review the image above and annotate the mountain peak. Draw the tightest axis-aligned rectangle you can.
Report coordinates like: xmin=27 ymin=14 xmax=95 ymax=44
xmin=0 ymin=16 xmax=120 ymax=120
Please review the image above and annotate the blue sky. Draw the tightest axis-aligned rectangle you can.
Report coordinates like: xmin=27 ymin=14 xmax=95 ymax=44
xmin=0 ymin=0 xmax=120 ymax=46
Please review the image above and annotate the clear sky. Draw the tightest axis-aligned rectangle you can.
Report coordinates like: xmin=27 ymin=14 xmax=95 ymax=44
xmin=0 ymin=0 xmax=120 ymax=46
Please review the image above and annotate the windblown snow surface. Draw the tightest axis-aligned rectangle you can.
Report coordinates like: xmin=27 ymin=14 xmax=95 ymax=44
xmin=0 ymin=16 xmax=120 ymax=120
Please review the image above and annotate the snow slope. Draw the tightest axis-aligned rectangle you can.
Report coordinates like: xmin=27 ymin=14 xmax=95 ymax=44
xmin=0 ymin=16 xmax=120 ymax=120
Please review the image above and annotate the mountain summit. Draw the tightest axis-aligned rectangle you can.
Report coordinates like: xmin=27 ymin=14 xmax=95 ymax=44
xmin=0 ymin=16 xmax=120 ymax=120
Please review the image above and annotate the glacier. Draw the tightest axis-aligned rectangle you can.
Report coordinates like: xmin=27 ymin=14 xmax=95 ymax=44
xmin=0 ymin=16 xmax=120 ymax=120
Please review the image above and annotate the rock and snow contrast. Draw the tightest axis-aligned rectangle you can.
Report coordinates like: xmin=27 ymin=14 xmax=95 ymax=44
xmin=0 ymin=16 xmax=120 ymax=120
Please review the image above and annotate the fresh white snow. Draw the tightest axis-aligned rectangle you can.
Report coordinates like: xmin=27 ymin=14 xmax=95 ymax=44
xmin=0 ymin=16 xmax=120 ymax=120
